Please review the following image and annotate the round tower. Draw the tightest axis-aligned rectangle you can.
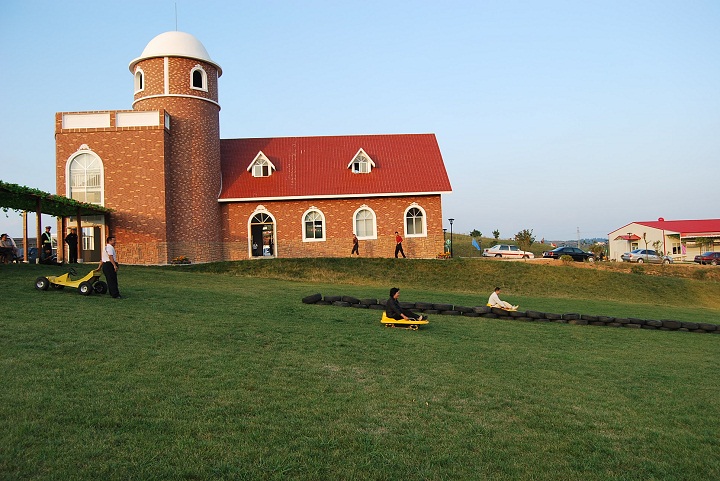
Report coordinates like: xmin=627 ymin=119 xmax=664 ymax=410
xmin=129 ymin=31 xmax=223 ymax=263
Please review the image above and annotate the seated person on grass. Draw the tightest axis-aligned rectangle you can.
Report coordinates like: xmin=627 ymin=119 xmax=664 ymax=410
xmin=488 ymin=287 xmax=518 ymax=310
xmin=386 ymin=287 xmax=427 ymax=321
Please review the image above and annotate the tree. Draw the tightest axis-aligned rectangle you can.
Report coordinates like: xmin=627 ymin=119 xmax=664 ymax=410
xmin=492 ymin=229 xmax=500 ymax=240
xmin=470 ymin=229 xmax=482 ymax=238
xmin=514 ymin=229 xmax=535 ymax=260
xmin=589 ymin=243 xmax=606 ymax=260
xmin=695 ymin=237 xmax=713 ymax=252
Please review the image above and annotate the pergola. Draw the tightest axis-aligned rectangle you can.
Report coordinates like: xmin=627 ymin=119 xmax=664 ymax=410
xmin=0 ymin=180 xmax=111 ymax=262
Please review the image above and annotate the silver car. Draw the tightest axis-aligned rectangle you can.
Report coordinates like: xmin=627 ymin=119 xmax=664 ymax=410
xmin=621 ymin=249 xmax=672 ymax=264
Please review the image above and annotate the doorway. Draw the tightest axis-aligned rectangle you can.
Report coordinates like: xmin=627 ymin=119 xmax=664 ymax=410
xmin=250 ymin=213 xmax=275 ymax=258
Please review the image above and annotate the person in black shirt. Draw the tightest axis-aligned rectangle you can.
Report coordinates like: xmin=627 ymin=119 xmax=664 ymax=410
xmin=385 ymin=287 xmax=426 ymax=321
xmin=64 ymin=228 xmax=78 ymax=263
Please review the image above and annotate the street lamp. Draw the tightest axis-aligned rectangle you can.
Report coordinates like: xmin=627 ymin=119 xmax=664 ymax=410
xmin=627 ymin=232 xmax=633 ymax=253
xmin=443 ymin=228 xmax=447 ymax=253
xmin=448 ymin=218 xmax=454 ymax=258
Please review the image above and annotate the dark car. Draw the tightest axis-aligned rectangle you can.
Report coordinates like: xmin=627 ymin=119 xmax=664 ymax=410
xmin=542 ymin=246 xmax=595 ymax=262
xmin=694 ymin=252 xmax=720 ymax=265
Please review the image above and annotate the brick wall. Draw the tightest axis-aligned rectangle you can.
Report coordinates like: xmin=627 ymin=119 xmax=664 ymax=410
xmin=221 ymin=195 xmax=445 ymax=259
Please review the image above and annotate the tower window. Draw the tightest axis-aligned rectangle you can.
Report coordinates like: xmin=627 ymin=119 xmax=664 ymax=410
xmin=134 ymin=69 xmax=144 ymax=93
xmin=191 ymin=66 xmax=207 ymax=91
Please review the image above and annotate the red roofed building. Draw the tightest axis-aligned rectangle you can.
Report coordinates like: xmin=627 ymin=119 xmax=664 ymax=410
xmin=609 ymin=218 xmax=720 ymax=261
xmin=54 ymin=32 xmax=451 ymax=264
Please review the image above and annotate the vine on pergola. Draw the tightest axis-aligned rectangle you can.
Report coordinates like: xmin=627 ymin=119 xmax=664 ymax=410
xmin=0 ymin=180 xmax=111 ymax=218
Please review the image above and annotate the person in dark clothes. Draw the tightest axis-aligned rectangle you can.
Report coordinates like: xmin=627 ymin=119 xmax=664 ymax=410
xmin=98 ymin=235 xmax=121 ymax=298
xmin=64 ymin=228 xmax=78 ymax=263
xmin=385 ymin=287 xmax=426 ymax=321
xmin=351 ymin=234 xmax=359 ymax=256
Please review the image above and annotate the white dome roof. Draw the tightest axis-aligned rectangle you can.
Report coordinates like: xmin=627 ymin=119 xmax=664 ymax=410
xmin=129 ymin=31 xmax=221 ymax=75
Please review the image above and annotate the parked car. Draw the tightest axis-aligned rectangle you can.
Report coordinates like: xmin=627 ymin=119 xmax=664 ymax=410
xmin=621 ymin=249 xmax=672 ymax=264
xmin=694 ymin=252 xmax=720 ymax=265
xmin=542 ymin=246 xmax=594 ymax=262
xmin=482 ymin=244 xmax=534 ymax=259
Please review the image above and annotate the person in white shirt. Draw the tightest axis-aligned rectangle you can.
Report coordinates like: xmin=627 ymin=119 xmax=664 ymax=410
xmin=98 ymin=235 xmax=121 ymax=298
xmin=488 ymin=287 xmax=517 ymax=310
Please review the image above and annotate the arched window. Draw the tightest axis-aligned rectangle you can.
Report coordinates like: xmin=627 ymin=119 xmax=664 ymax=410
xmin=405 ymin=205 xmax=426 ymax=237
xmin=303 ymin=209 xmax=325 ymax=242
xmin=134 ymin=69 xmax=144 ymax=93
xmin=191 ymin=65 xmax=207 ymax=91
xmin=68 ymin=150 xmax=103 ymax=204
xmin=354 ymin=206 xmax=376 ymax=240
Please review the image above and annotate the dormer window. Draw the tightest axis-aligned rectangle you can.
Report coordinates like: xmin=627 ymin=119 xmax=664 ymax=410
xmin=134 ymin=69 xmax=144 ymax=93
xmin=190 ymin=65 xmax=208 ymax=91
xmin=247 ymin=151 xmax=276 ymax=178
xmin=348 ymin=148 xmax=375 ymax=174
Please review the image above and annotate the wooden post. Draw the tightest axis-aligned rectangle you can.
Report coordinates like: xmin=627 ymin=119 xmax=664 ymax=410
xmin=76 ymin=208 xmax=83 ymax=262
xmin=35 ymin=199 xmax=42 ymax=264
xmin=22 ymin=211 xmax=28 ymax=262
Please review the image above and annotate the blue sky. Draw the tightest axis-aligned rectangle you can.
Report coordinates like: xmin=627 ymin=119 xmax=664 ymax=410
xmin=1 ymin=0 xmax=718 ymax=240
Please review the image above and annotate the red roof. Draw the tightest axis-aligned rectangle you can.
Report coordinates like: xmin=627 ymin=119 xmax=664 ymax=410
xmin=219 ymin=134 xmax=451 ymax=201
xmin=626 ymin=219 xmax=720 ymax=237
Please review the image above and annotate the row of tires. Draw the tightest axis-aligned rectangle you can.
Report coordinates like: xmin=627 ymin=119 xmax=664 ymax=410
xmin=301 ymin=293 xmax=720 ymax=334
xmin=35 ymin=277 xmax=108 ymax=296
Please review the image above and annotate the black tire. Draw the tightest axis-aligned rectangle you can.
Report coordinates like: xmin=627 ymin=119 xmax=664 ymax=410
xmin=712 ymin=260 xmax=718 ymax=266
xmin=301 ymin=293 xmax=322 ymax=304
xmin=78 ymin=281 xmax=93 ymax=296
xmin=94 ymin=281 xmax=108 ymax=294
xmin=637 ymin=258 xmax=644 ymax=264
xmin=663 ymin=259 xmax=670 ymax=265
xmin=495 ymin=254 xmax=502 ymax=258
xmin=35 ymin=277 xmax=50 ymax=291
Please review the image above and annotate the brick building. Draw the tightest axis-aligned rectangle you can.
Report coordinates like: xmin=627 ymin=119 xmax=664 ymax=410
xmin=55 ymin=31 xmax=451 ymax=264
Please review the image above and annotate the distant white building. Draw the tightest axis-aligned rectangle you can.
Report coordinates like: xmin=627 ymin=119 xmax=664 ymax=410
xmin=608 ymin=218 xmax=720 ymax=262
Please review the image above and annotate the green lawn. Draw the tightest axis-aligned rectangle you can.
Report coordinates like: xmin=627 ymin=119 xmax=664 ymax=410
xmin=1 ymin=261 xmax=719 ymax=480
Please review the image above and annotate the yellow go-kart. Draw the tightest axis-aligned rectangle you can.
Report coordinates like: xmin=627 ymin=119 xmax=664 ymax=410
xmin=381 ymin=312 xmax=429 ymax=330
xmin=35 ymin=267 xmax=108 ymax=296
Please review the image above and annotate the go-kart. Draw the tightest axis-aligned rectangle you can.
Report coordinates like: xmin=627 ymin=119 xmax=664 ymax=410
xmin=35 ymin=267 xmax=108 ymax=296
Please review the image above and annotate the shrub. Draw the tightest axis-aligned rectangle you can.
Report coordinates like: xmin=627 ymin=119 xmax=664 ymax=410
xmin=559 ymin=255 xmax=573 ymax=264
xmin=631 ymin=264 xmax=645 ymax=275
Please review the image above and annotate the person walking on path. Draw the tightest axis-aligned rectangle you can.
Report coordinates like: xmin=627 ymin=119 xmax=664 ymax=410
xmin=65 ymin=228 xmax=78 ymax=263
xmin=98 ymin=235 xmax=121 ymax=299
xmin=394 ymin=231 xmax=406 ymax=258
xmin=351 ymin=234 xmax=359 ymax=256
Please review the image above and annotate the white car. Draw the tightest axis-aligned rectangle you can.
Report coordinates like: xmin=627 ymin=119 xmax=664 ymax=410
xmin=482 ymin=244 xmax=534 ymax=259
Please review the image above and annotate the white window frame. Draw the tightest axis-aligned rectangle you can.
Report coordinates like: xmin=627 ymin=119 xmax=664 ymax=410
xmin=134 ymin=68 xmax=145 ymax=93
xmin=347 ymin=148 xmax=375 ymax=174
xmin=190 ymin=65 xmax=208 ymax=91
xmin=353 ymin=205 xmax=377 ymax=240
xmin=247 ymin=151 xmax=276 ymax=178
xmin=65 ymin=145 xmax=104 ymax=205
xmin=404 ymin=204 xmax=427 ymax=238
xmin=302 ymin=207 xmax=326 ymax=242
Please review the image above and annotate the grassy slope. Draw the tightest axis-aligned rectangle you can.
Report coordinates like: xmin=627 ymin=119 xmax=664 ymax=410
xmin=1 ymin=261 xmax=719 ymax=480
xmin=190 ymin=258 xmax=720 ymax=322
